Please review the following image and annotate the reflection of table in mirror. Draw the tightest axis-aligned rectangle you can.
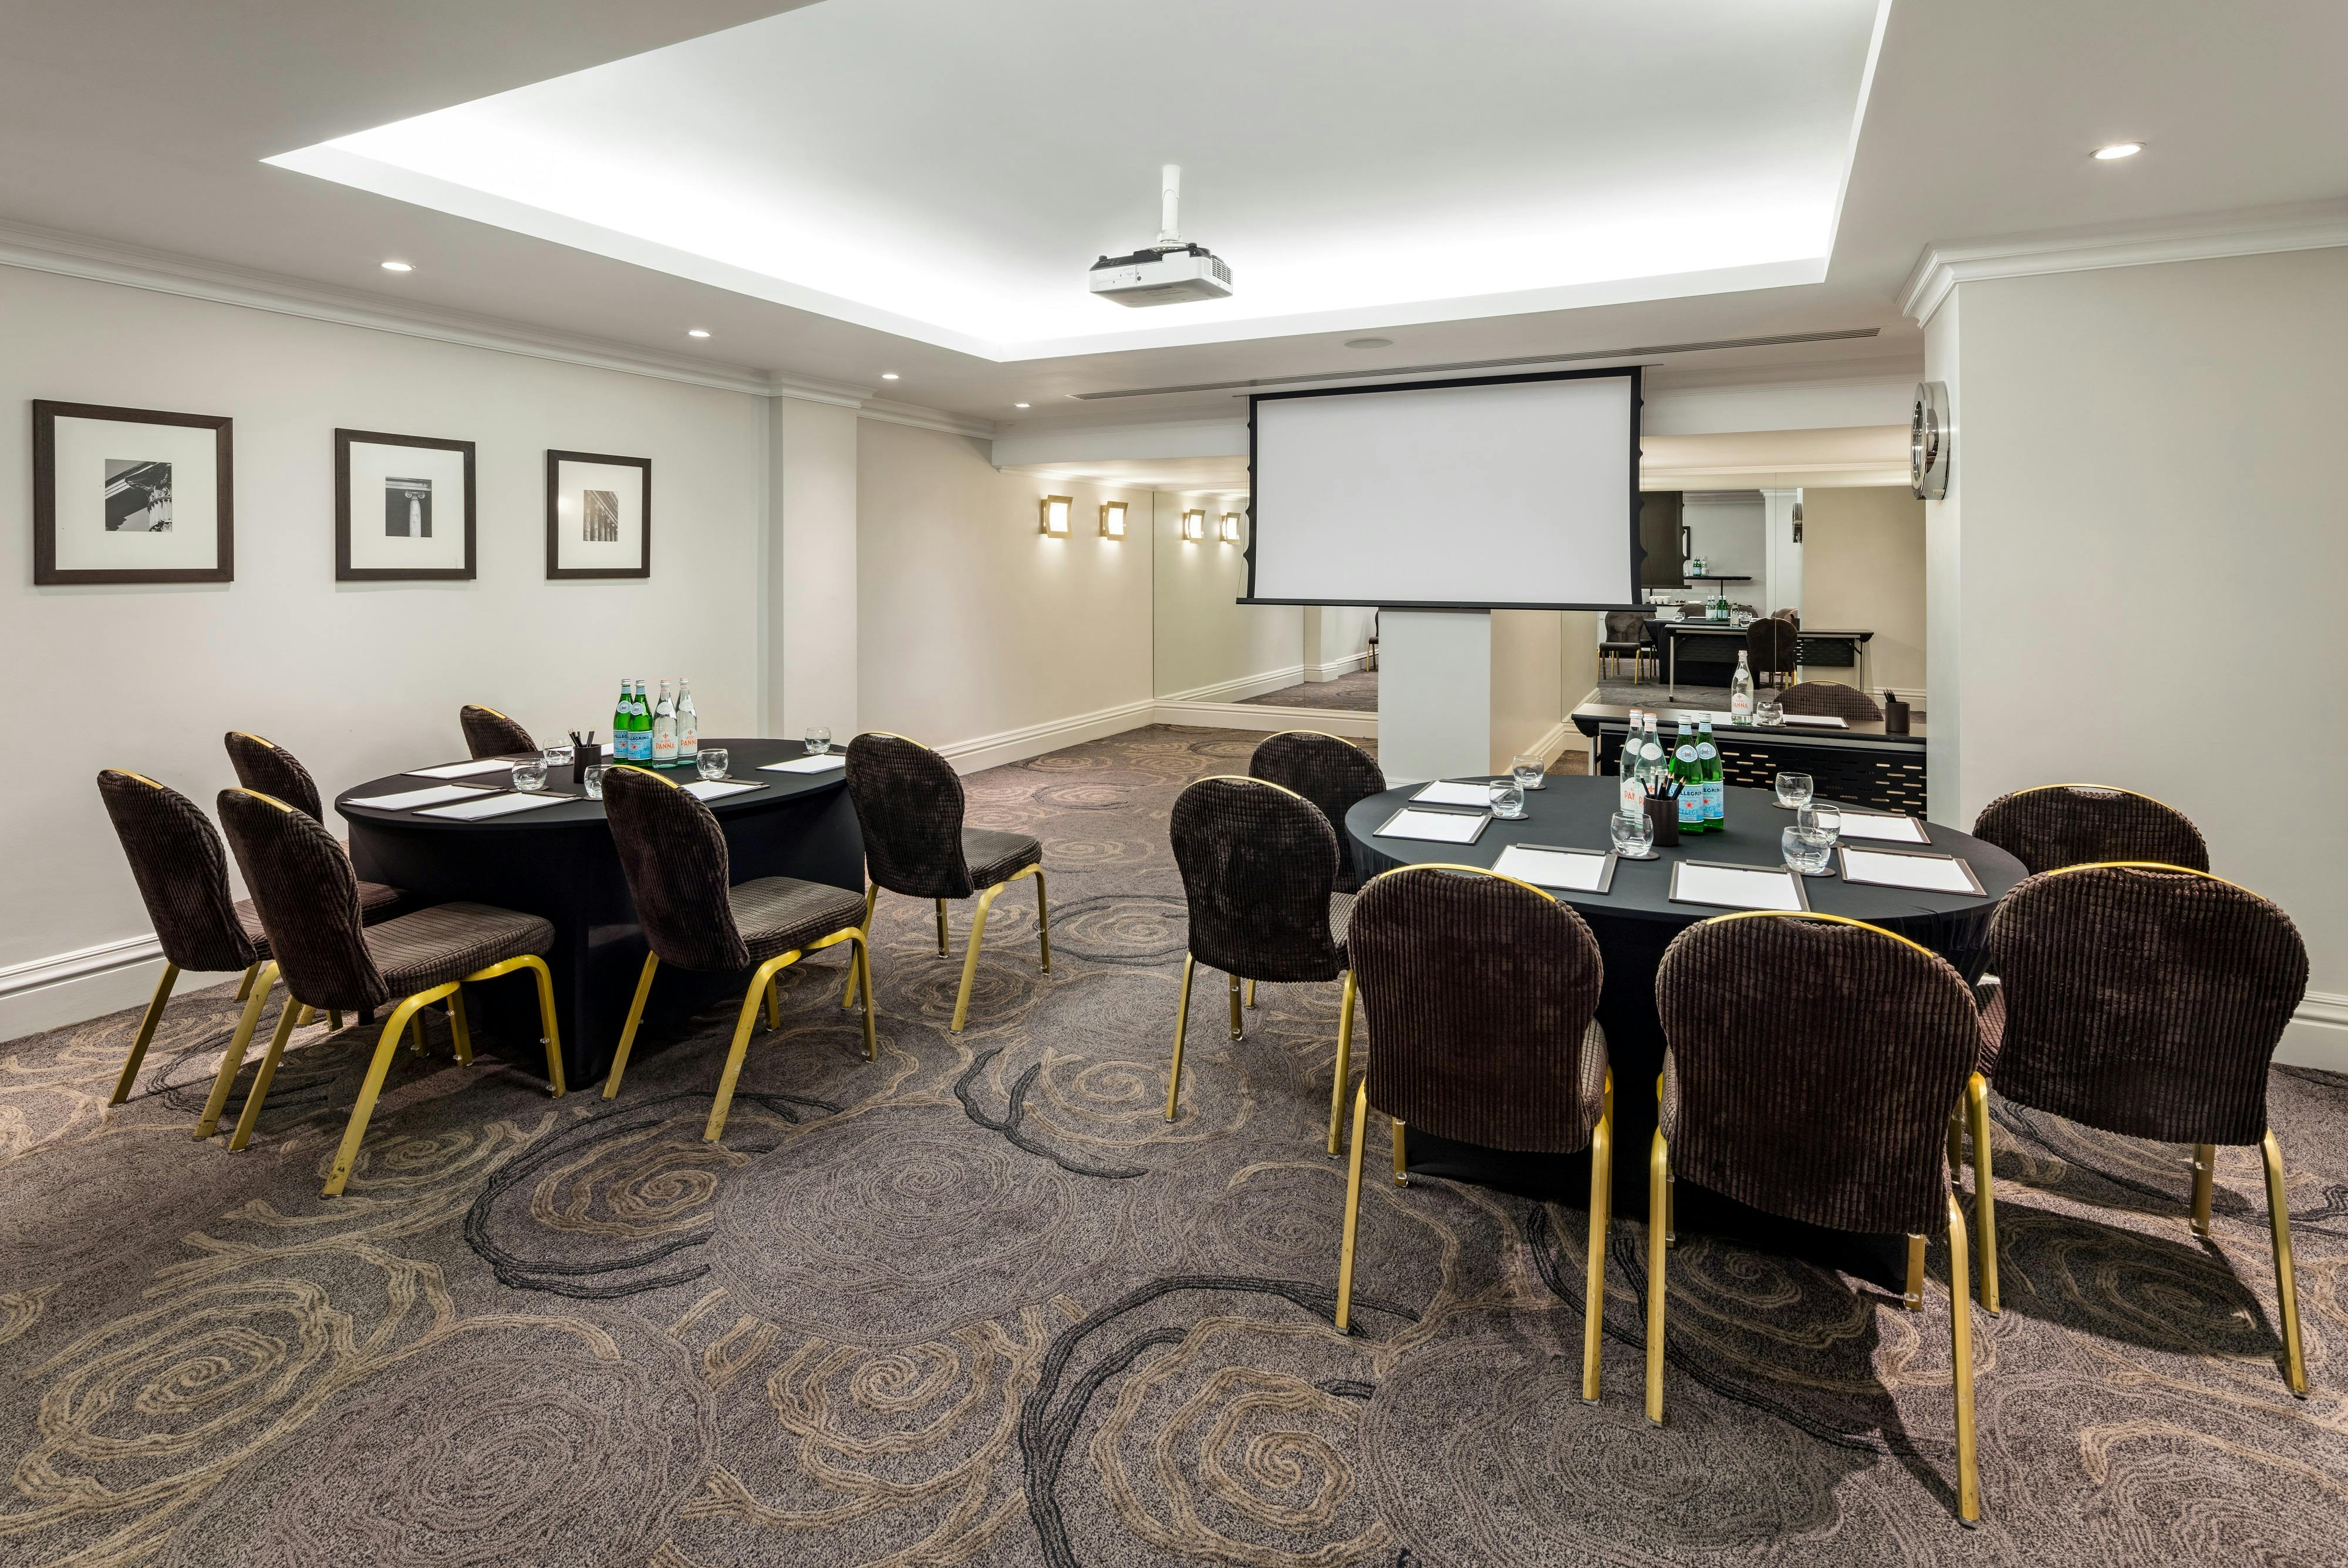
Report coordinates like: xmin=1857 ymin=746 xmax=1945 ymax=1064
xmin=1573 ymin=701 xmax=1927 ymax=817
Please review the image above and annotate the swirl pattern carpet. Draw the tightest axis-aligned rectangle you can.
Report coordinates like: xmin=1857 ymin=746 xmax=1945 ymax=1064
xmin=3 ymin=724 xmax=2344 ymax=1566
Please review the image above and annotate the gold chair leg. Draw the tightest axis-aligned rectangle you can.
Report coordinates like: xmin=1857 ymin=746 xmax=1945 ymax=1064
xmin=1647 ymin=1129 xmax=1669 ymax=1425
xmin=1227 ymin=972 xmax=1243 ymax=1040
xmin=228 ymin=992 xmax=309 ymax=1152
xmin=842 ymin=885 xmax=879 ymax=1007
xmin=1948 ymin=1112 xmax=1965 ymax=1178
xmin=1033 ymin=866 xmax=1051 ymax=973
xmin=707 ymin=955 xmax=793 ymax=1141
xmin=1392 ymin=1119 xmax=1408 ymax=1186
xmin=195 ymin=962 xmax=277 ymax=1138
xmin=1164 ymin=955 xmax=1196 ymax=1121
xmin=511 ymin=955 xmax=565 ymax=1097
xmin=603 ymin=953 xmax=660 ymax=1100
xmin=322 ymin=995 xmax=435 ymax=1193
xmin=2263 ymin=1131 xmax=2309 ymax=1397
xmin=935 ymin=898 xmax=949 ymax=957
xmin=2191 ymin=1142 xmax=2216 ymax=1236
xmin=1327 ymin=970 xmax=1357 ymax=1156
xmin=1665 ymin=1172 xmax=1675 ymax=1247
xmin=233 ymin=962 xmax=259 ymax=1003
xmin=1246 ymin=978 xmax=1257 ymax=1009
xmin=1945 ymin=1190 xmax=1981 ymax=1525
xmin=407 ymin=1009 xmax=426 ymax=1054
xmin=446 ymin=986 xmax=473 ymax=1066
xmin=949 ymin=883 xmax=1004 ymax=1034
xmin=1904 ymin=1233 xmax=1927 ymax=1311
xmin=111 ymin=962 xmax=181 ymax=1105
xmin=1582 ymin=1084 xmax=1613 ymax=1403
xmin=852 ymin=933 xmax=878 ymax=1061
xmin=1334 ymin=1083 xmax=1370 ymax=1331
xmin=1967 ymin=1073 xmax=1999 ymax=1313
xmin=765 ymin=972 xmax=781 ymax=1031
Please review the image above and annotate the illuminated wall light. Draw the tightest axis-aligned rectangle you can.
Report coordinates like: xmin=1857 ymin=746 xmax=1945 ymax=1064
xmin=1219 ymin=511 xmax=1242 ymax=544
xmin=1182 ymin=508 xmax=1206 ymax=541
xmin=1099 ymin=500 xmax=1127 ymax=539
xmin=1040 ymin=495 xmax=1072 ymax=537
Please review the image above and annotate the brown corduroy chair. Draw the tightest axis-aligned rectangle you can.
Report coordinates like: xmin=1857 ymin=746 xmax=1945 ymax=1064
xmin=1332 ymin=865 xmax=1612 ymax=1398
xmin=1164 ymin=776 xmax=1354 ymax=1148
xmin=1652 ymin=911 xmax=1983 ymax=1523
xmin=460 ymin=704 xmax=537 ymax=760
xmin=224 ymin=729 xmax=414 ymax=886
xmin=1745 ymin=616 xmax=1798 ymax=689
xmin=216 ymin=788 xmax=564 ymax=1193
xmin=1970 ymin=784 xmax=2208 ymax=875
xmin=1244 ymin=730 xmax=1386 ymax=1015
xmin=1600 ymin=609 xmax=1652 ymax=682
xmin=1779 ymin=680 xmax=1883 ymax=721
xmin=600 ymin=765 xmax=875 ymax=1139
xmin=838 ymin=731 xmax=1047 ymax=1033
xmin=1972 ymin=862 xmax=2309 ymax=1394
xmin=94 ymin=770 xmax=395 ymax=1134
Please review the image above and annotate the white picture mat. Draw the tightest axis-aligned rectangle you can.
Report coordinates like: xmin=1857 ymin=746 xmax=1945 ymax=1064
xmin=406 ymin=758 xmax=516 ymax=780
xmin=1373 ymin=808 xmax=1487 ymax=845
xmin=345 ymin=439 xmax=468 ymax=571
xmin=1412 ymin=780 xmax=1493 ymax=807
xmin=1674 ymin=862 xmax=1803 ymax=911
xmin=1835 ymin=812 xmax=1928 ymax=844
xmin=349 ymin=783 xmax=493 ymax=810
xmin=683 ymin=778 xmax=764 ymax=801
xmin=50 ymin=416 xmax=221 ymax=571
xmin=1492 ymin=845 xmax=1607 ymax=892
xmin=761 ymin=754 xmax=847 ymax=774
xmin=1841 ymin=848 xmax=1978 ymax=893
xmin=1251 ymin=375 xmax=1635 ymax=605
xmin=551 ymin=457 xmax=647 ymax=571
xmin=417 ymin=791 xmax=568 ymax=820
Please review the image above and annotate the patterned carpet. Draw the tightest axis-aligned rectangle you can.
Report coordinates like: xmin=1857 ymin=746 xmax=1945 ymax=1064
xmin=1241 ymin=670 xmax=1379 ymax=711
xmin=4 ymin=723 xmax=2344 ymax=1565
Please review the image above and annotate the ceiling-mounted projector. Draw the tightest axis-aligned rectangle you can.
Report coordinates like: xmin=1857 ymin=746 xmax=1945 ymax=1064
xmin=1088 ymin=164 xmax=1232 ymax=306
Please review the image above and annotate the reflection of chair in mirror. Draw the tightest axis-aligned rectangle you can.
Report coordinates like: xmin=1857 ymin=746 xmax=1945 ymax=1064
xmin=1778 ymin=680 xmax=1882 ymax=721
xmin=1744 ymin=616 xmax=1798 ymax=689
xmin=1601 ymin=610 xmax=1652 ymax=682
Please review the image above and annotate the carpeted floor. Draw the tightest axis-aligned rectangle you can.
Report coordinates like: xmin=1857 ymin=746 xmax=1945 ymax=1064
xmin=1242 ymin=670 xmax=1378 ymax=711
xmin=4 ymin=723 xmax=2343 ymax=1565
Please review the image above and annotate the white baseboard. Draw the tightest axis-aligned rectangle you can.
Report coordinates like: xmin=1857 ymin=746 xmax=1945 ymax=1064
xmin=1159 ymin=665 xmax=1307 ymax=704
xmin=935 ymin=696 xmax=1159 ymax=775
xmin=2278 ymin=991 xmax=2348 ymax=1075
xmin=1301 ymin=650 xmax=1370 ymax=683
xmin=1152 ymin=700 xmax=1378 ymax=738
xmin=0 ymin=934 xmax=184 ymax=1044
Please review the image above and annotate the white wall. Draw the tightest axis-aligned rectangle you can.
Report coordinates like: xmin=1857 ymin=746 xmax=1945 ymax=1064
xmin=770 ymin=396 xmax=859 ymax=739
xmin=1307 ymin=605 xmax=1377 ymax=679
xmin=0 ymin=265 xmax=767 ymax=1037
xmin=1925 ymin=247 xmax=2348 ymax=1064
xmin=857 ymin=420 xmax=1153 ymax=766
xmin=1150 ymin=490 xmax=1300 ymax=700
xmin=1803 ymin=484 xmax=1926 ymax=697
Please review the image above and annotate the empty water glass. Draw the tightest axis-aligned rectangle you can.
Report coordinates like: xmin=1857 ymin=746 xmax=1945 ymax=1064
xmin=1756 ymin=696 xmax=1784 ymax=726
xmin=1512 ymin=752 xmax=1546 ymax=793
xmin=582 ymin=764 xmax=605 ymax=800
xmin=1798 ymin=802 xmax=1843 ymax=843
xmin=1774 ymin=772 xmax=1814 ymax=810
xmin=1783 ymin=825 xmax=1835 ymax=876
xmin=803 ymin=726 xmax=832 ymax=757
xmin=697 ymin=747 xmax=730 ymax=783
xmin=1610 ymin=809 xmax=1655 ymax=859
xmin=542 ymin=744 xmax=574 ymax=770
xmin=511 ymin=758 xmax=548 ymax=793
xmin=1487 ymin=777 xmax=1527 ymax=820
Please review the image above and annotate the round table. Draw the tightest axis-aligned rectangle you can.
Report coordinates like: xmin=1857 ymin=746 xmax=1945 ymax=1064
xmin=1344 ymin=774 xmax=2025 ymax=1266
xmin=336 ymin=739 xmax=862 ymax=1085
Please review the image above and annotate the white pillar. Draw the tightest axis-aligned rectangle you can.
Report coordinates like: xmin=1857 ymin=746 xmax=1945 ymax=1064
xmin=1378 ymin=610 xmax=1492 ymax=783
xmin=768 ymin=396 xmax=860 ymax=740
xmin=1759 ymin=487 xmax=1803 ymax=618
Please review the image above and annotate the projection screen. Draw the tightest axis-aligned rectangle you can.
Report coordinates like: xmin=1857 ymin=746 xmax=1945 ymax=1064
xmin=1244 ymin=367 xmax=1641 ymax=609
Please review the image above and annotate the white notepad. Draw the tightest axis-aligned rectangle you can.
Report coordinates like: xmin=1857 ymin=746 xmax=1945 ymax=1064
xmin=415 ymin=791 xmax=570 ymax=821
xmin=683 ymin=778 xmax=764 ymax=801
xmin=348 ymin=783 xmax=494 ymax=811
xmin=1841 ymin=848 xmax=1979 ymax=894
xmin=1412 ymin=779 xmax=1493 ymax=807
xmin=761 ymin=754 xmax=847 ymax=774
xmin=1672 ymin=862 xmax=1804 ymax=912
xmin=1781 ymin=714 xmax=1850 ymax=729
xmin=1373 ymin=808 xmax=1487 ymax=845
xmin=404 ymin=759 xmax=517 ymax=780
xmin=1492 ymin=845 xmax=1609 ymax=892
xmin=1836 ymin=812 xmax=1929 ymax=844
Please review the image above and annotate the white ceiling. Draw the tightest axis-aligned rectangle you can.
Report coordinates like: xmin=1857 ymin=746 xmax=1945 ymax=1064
xmin=4 ymin=2 xmax=2346 ymax=426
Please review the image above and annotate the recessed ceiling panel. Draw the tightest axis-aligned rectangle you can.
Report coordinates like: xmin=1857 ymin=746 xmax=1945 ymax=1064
xmin=269 ymin=0 xmax=1888 ymax=360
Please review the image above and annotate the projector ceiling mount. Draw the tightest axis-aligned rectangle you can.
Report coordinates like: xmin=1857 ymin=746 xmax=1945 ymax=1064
xmin=1088 ymin=164 xmax=1234 ymax=307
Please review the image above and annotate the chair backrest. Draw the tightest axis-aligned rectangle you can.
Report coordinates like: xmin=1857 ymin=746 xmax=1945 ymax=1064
xmin=1169 ymin=776 xmax=1343 ymax=983
xmin=96 ymin=770 xmax=259 ymax=974
xmin=1779 ymin=680 xmax=1882 ymax=720
xmin=224 ymin=730 xmax=322 ymax=820
xmin=460 ymin=704 xmax=537 ymax=760
xmin=1971 ymin=784 xmax=2208 ymax=875
xmin=1771 ymin=607 xmax=1800 ymax=626
xmin=600 ymin=766 xmax=750 ymax=972
xmin=1247 ymin=731 xmax=1388 ymax=893
xmin=1351 ymin=865 xmax=1607 ymax=1154
xmin=1988 ymin=864 xmax=2303 ymax=1146
xmin=217 ymin=788 xmax=384 ymax=1010
xmin=1745 ymin=617 xmax=1797 ymax=675
xmin=1603 ymin=609 xmax=1647 ymax=643
xmin=843 ymin=732 xmax=973 ymax=899
xmin=1656 ymin=912 xmax=1978 ymax=1235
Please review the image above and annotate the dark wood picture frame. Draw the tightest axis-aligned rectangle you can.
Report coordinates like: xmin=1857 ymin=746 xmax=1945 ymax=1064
xmin=335 ymin=427 xmax=477 ymax=582
xmin=545 ymin=449 xmax=652 ymax=580
xmin=33 ymin=400 xmax=234 ymax=585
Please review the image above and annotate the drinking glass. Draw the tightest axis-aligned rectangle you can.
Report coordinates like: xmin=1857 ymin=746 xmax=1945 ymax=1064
xmin=1798 ymin=802 xmax=1843 ymax=843
xmin=511 ymin=758 xmax=548 ymax=793
xmin=697 ymin=747 xmax=730 ymax=783
xmin=1774 ymin=771 xmax=1814 ymax=810
xmin=1783 ymin=825 xmax=1835 ymax=876
xmin=803 ymin=726 xmax=833 ymax=757
xmin=582 ymin=764 xmax=605 ymax=800
xmin=1610 ymin=809 xmax=1655 ymax=859
xmin=1487 ymin=777 xmax=1527 ymax=820
xmin=1512 ymin=752 xmax=1546 ymax=793
xmin=1756 ymin=696 xmax=1784 ymax=726
xmin=542 ymin=744 xmax=574 ymax=770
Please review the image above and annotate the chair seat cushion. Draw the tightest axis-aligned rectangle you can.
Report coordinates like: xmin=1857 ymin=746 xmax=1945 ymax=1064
xmin=963 ymin=828 xmax=1042 ymax=889
xmin=730 ymin=876 xmax=870 ymax=965
xmin=366 ymin=902 xmax=554 ymax=995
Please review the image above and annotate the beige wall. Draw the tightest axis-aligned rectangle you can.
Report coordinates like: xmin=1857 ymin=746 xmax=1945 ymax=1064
xmin=1802 ymin=485 xmax=1926 ymax=699
xmin=857 ymin=420 xmax=1153 ymax=756
xmin=1927 ymin=247 xmax=2348 ymax=1048
xmin=1149 ymin=490 xmax=1300 ymax=699
xmin=1488 ymin=608 xmax=1601 ymax=771
xmin=0 ymin=265 xmax=768 ymax=1035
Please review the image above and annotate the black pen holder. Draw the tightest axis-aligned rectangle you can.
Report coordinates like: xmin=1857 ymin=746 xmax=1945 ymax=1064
xmin=571 ymin=742 xmax=597 ymax=787
xmin=1643 ymin=796 xmax=1681 ymax=848
xmin=1883 ymin=695 xmax=1911 ymax=734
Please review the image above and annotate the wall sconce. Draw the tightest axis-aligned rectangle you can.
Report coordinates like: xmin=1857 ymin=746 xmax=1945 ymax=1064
xmin=1182 ymin=508 xmax=1206 ymax=541
xmin=1219 ymin=511 xmax=1242 ymax=544
xmin=1099 ymin=500 xmax=1127 ymax=539
xmin=1040 ymin=495 xmax=1072 ymax=536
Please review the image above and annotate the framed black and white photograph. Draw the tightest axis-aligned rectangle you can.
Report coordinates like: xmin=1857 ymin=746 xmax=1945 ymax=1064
xmin=33 ymin=400 xmax=233 ymax=585
xmin=546 ymin=450 xmax=650 ymax=579
xmin=336 ymin=428 xmax=475 ymax=581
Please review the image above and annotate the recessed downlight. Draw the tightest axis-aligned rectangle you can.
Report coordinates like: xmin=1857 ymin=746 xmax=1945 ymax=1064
xmin=687 ymin=328 xmax=711 ymax=338
xmin=1344 ymin=336 xmax=1393 ymax=349
xmin=1013 ymin=402 xmax=1030 ymax=409
xmin=2091 ymin=141 xmax=2144 ymax=161
xmin=380 ymin=259 xmax=413 ymax=272
xmin=880 ymin=372 xmax=900 ymax=380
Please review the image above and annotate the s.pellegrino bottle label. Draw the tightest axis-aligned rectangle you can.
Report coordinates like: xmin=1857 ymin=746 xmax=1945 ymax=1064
xmin=1697 ymin=722 xmax=1724 ymax=825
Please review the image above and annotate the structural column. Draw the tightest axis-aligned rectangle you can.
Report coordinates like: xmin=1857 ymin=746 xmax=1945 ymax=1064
xmin=1377 ymin=609 xmax=1491 ymax=783
xmin=767 ymin=396 xmax=859 ymax=740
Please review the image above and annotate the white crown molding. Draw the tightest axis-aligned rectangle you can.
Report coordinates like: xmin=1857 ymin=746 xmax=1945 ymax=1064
xmin=855 ymin=397 xmax=996 ymax=439
xmin=1899 ymin=201 xmax=2348 ymax=326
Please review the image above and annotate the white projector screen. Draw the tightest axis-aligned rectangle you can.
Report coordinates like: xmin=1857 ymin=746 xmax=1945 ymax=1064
xmin=1246 ymin=369 xmax=1640 ymax=609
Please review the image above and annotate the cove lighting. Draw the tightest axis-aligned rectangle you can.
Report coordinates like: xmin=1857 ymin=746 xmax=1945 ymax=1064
xmin=2092 ymin=142 xmax=2144 ymax=160
xmin=1040 ymin=495 xmax=1072 ymax=536
xmin=380 ymin=260 xmax=413 ymax=271
xmin=688 ymin=328 xmax=711 ymax=337
xmin=1100 ymin=501 xmax=1128 ymax=539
